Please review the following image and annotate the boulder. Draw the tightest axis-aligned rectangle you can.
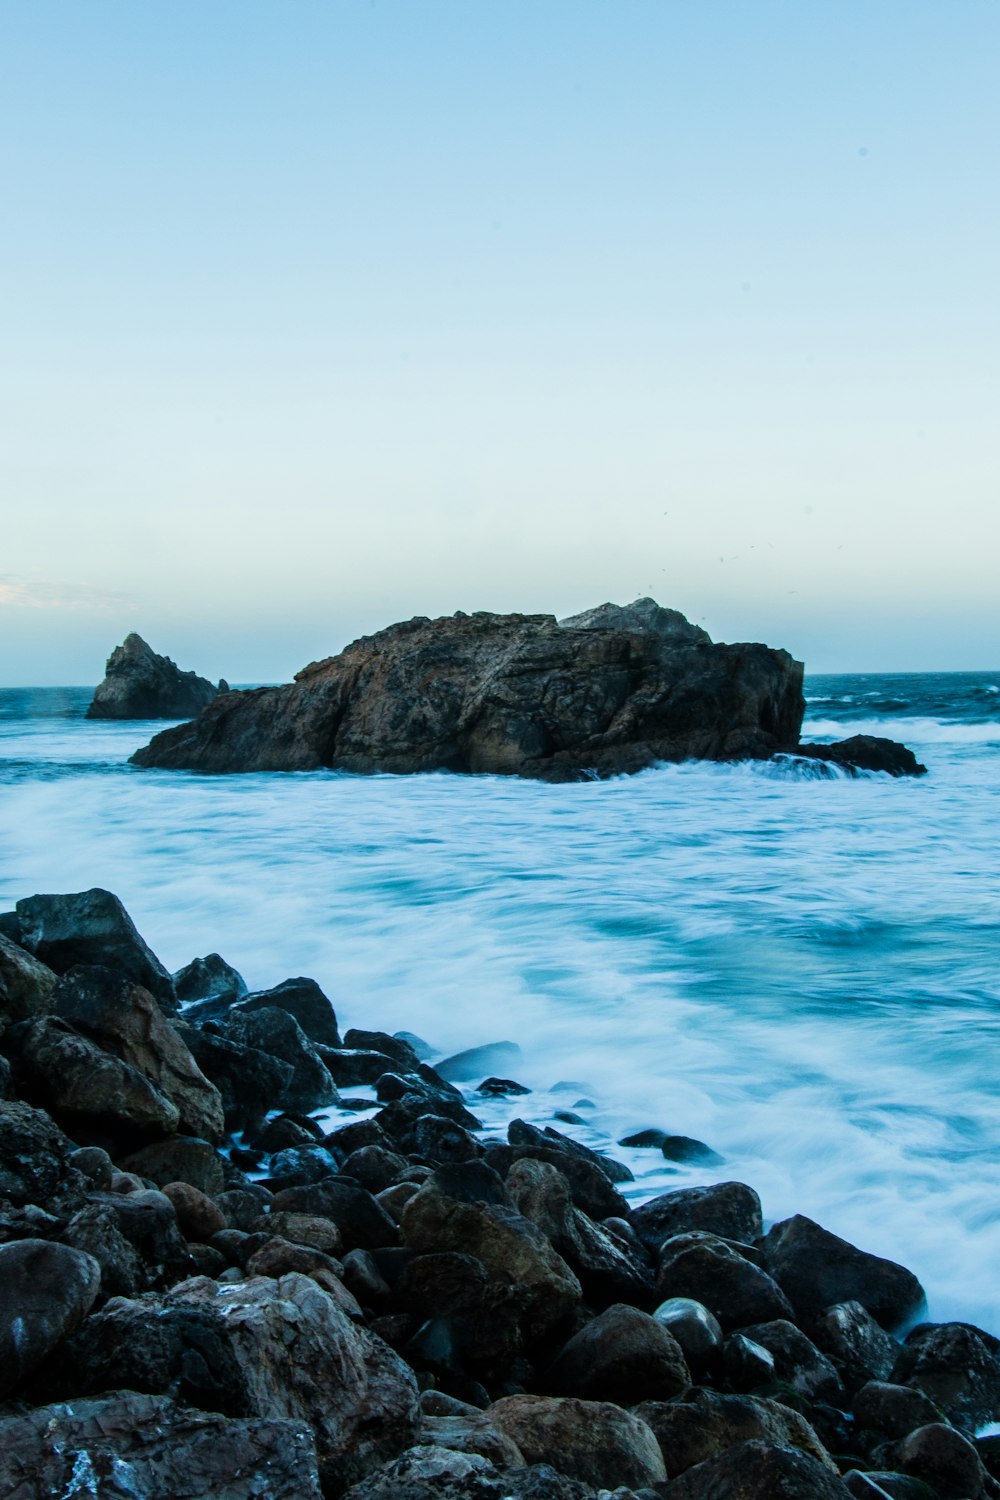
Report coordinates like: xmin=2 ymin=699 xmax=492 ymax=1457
xmin=176 ymin=1022 xmax=294 ymax=1132
xmin=222 ymin=1006 xmax=337 ymax=1114
xmin=891 ymin=1322 xmax=1000 ymax=1431
xmin=0 ymin=1099 xmax=83 ymax=1210
xmin=130 ymin=604 xmax=804 ymax=780
xmin=0 ymin=1239 xmax=101 ymax=1396
xmin=44 ymin=1272 xmax=420 ymax=1495
xmin=87 ymin=632 xmax=221 ymax=720
xmin=437 ymin=1042 xmax=523 ymax=1082
xmin=631 ymin=1181 xmax=763 ymax=1252
xmin=13 ymin=1015 xmax=182 ymax=1144
xmin=173 ymin=952 xmax=248 ymax=1007
xmin=60 ymin=1202 xmax=145 ymax=1297
xmin=233 ymin=976 xmax=341 ymax=1048
xmin=853 ymin=1382 xmax=949 ymax=1442
xmin=635 ymin=1388 xmax=836 ymax=1478
xmin=119 ymin=1137 xmax=226 ymax=1195
xmin=738 ymin=1318 xmax=844 ymax=1401
xmin=652 ymin=1297 xmax=724 ymax=1374
xmin=795 ymin=736 xmax=927 ymax=778
xmin=0 ymin=934 xmax=57 ymax=1023
xmin=270 ymin=1179 xmax=398 ymax=1252
xmin=664 ymin=1438 xmax=853 ymax=1498
xmin=814 ymin=1300 xmax=901 ymax=1392
xmin=544 ymin=1302 xmax=690 ymax=1403
xmin=11 ymin=888 xmax=175 ymax=1009
xmin=400 ymin=1179 xmax=581 ymax=1339
xmin=763 ymin=1215 xmax=926 ymax=1331
xmin=0 ymin=1390 xmax=322 ymax=1500
xmin=656 ymin=1234 xmax=794 ymax=1332
xmin=889 ymin=1423 xmax=987 ymax=1498
xmin=487 ymin=1393 xmax=666 ymax=1489
xmin=52 ymin=966 xmax=224 ymax=1141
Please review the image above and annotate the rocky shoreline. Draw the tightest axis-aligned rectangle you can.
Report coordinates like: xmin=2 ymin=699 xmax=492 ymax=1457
xmin=1 ymin=889 xmax=989 ymax=1499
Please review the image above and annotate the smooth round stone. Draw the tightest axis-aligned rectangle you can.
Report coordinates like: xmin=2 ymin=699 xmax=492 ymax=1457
xmin=652 ymin=1296 xmax=723 ymax=1371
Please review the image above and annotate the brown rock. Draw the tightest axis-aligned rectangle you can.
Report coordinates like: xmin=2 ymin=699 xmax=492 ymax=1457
xmin=545 ymin=1302 xmax=690 ymax=1403
xmin=161 ymin=1181 xmax=228 ymax=1240
xmin=635 ymin=1388 xmax=836 ymax=1478
xmin=488 ymin=1393 xmax=667 ymax=1489
xmin=655 ymin=1235 xmax=793 ymax=1332
xmin=130 ymin=604 xmax=804 ymax=780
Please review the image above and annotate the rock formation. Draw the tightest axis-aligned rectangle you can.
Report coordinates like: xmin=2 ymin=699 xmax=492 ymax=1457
xmin=131 ymin=601 xmax=804 ymax=778
xmin=87 ymin=633 xmax=226 ymax=720
xmin=1 ymin=883 xmax=993 ymax=1499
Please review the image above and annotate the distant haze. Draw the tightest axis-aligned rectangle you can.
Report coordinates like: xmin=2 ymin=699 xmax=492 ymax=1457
xmin=3 ymin=2 xmax=998 ymax=684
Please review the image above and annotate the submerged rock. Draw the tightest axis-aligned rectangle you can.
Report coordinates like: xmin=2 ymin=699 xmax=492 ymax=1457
xmin=130 ymin=602 xmax=804 ymax=779
xmin=87 ymin=632 xmax=223 ymax=720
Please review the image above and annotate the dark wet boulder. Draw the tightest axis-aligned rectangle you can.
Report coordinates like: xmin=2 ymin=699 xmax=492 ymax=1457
xmin=130 ymin=603 xmax=804 ymax=780
xmin=0 ymin=933 xmax=57 ymax=1023
xmin=0 ymin=1239 xmax=101 ymax=1396
xmin=635 ymin=1388 xmax=836 ymax=1479
xmin=891 ymin=1321 xmax=1000 ymax=1432
xmin=407 ymin=1114 xmax=484 ymax=1166
xmin=396 ymin=1251 xmax=529 ymax=1378
xmin=12 ymin=1015 xmax=183 ymax=1145
xmin=344 ymin=1029 xmax=425 ymax=1070
xmin=722 ymin=1331 xmax=778 ymax=1389
xmin=763 ymin=1215 xmax=926 ymax=1331
xmin=853 ymin=1382 xmax=949 ymax=1442
xmin=631 ymin=1181 xmax=763 ymax=1252
xmin=437 ymin=1041 xmax=523 ymax=1082
xmin=11 ymin=888 xmax=175 ymax=1009
xmin=656 ymin=1233 xmax=794 ymax=1332
xmin=505 ymin=1157 xmax=653 ymax=1309
xmin=888 ymin=1423 xmax=987 ymax=1498
xmin=119 ymin=1136 xmax=226 ymax=1195
xmin=477 ymin=1076 xmax=531 ymax=1097
xmin=87 ymin=632 xmax=222 ymax=720
xmin=487 ymin=1393 xmax=666 ymax=1488
xmin=739 ymin=1318 xmax=844 ymax=1401
xmin=232 ymin=976 xmax=341 ymax=1048
xmin=60 ymin=1202 xmax=145 ymax=1297
xmin=270 ymin=1179 xmax=398 ymax=1252
xmin=341 ymin=1144 xmax=412 ymax=1194
xmin=0 ymin=1390 xmax=323 ymax=1500
xmin=0 ymin=1099 xmax=84 ymax=1211
xmin=509 ymin=1118 xmax=633 ymax=1183
xmin=376 ymin=1094 xmax=483 ymax=1149
xmin=177 ymin=1022 xmax=294 ymax=1132
xmin=52 ymin=965 xmax=224 ymax=1141
xmin=323 ymin=1048 xmax=399 ymax=1088
xmin=400 ymin=1177 xmax=581 ymax=1339
xmin=660 ymin=1135 xmax=725 ymax=1166
xmin=795 ymin=735 xmax=927 ymax=778
xmin=663 ymin=1437 xmax=853 ymax=1497
xmin=544 ymin=1302 xmax=690 ymax=1403
xmin=83 ymin=1188 xmax=193 ymax=1284
xmin=505 ymin=1119 xmax=630 ymax=1220
xmin=221 ymin=1005 xmax=338 ymax=1114
xmin=814 ymin=1300 xmax=901 ymax=1392
xmin=173 ymin=952 xmax=248 ymax=1007
xmin=652 ymin=1297 xmax=724 ymax=1375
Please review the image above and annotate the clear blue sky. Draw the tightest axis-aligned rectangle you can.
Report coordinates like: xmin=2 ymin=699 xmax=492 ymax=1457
xmin=3 ymin=1 xmax=998 ymax=682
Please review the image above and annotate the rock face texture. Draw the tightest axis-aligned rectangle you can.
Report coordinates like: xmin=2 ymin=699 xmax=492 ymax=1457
xmin=131 ymin=602 xmax=804 ymax=779
xmin=88 ymin=632 xmax=224 ymax=720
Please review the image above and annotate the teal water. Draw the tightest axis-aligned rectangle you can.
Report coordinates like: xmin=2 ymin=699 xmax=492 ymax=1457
xmin=1 ymin=673 xmax=998 ymax=1329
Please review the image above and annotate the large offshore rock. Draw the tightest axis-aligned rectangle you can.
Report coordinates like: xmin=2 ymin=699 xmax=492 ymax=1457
xmin=0 ymin=1390 xmax=322 ymax=1500
xmin=130 ymin=603 xmax=804 ymax=780
xmin=87 ymin=632 xmax=223 ymax=719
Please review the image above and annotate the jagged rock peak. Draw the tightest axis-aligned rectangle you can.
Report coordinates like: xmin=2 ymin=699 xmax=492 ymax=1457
xmin=558 ymin=598 xmax=712 ymax=644
xmin=87 ymin=634 xmax=226 ymax=721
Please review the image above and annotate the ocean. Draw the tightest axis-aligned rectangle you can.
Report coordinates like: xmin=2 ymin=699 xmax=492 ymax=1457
xmin=1 ymin=672 xmax=998 ymax=1332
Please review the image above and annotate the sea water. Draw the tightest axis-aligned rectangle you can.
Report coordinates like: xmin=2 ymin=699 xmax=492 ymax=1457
xmin=1 ymin=672 xmax=998 ymax=1330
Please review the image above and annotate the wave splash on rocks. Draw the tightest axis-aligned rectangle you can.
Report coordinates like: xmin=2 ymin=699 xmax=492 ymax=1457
xmin=2 ymin=886 xmax=996 ymax=1499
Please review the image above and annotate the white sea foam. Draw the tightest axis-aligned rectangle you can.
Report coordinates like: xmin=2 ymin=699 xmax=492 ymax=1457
xmin=1 ymin=686 xmax=999 ymax=1330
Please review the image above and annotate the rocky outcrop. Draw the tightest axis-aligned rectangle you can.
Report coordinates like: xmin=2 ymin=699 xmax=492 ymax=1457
xmin=795 ymin=734 xmax=928 ymax=778
xmin=3 ymin=884 xmax=990 ymax=1500
xmin=130 ymin=602 xmax=804 ymax=779
xmin=87 ymin=632 xmax=225 ymax=720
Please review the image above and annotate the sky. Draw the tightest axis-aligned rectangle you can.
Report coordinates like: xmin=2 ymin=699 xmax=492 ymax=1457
xmin=2 ymin=1 xmax=998 ymax=683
